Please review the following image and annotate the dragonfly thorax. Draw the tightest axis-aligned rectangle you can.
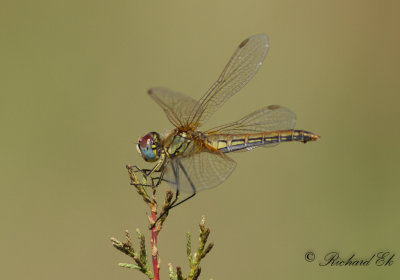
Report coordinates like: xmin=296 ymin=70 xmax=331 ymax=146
xmin=137 ymin=132 xmax=161 ymax=162
xmin=163 ymin=129 xmax=204 ymax=158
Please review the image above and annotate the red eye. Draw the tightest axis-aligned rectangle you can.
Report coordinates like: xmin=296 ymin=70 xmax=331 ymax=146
xmin=137 ymin=132 xmax=160 ymax=162
xmin=139 ymin=134 xmax=152 ymax=148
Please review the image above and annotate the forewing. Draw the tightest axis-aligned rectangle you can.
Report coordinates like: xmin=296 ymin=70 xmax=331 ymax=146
xmin=162 ymin=150 xmax=237 ymax=193
xmin=188 ymin=34 xmax=269 ymax=127
xmin=205 ymin=105 xmax=296 ymax=134
xmin=148 ymin=87 xmax=198 ymax=128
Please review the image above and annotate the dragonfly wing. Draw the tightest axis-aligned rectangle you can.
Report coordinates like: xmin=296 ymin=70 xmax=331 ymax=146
xmin=148 ymin=87 xmax=198 ymax=128
xmin=188 ymin=34 xmax=269 ymax=127
xmin=205 ymin=105 xmax=296 ymax=134
xmin=163 ymin=150 xmax=237 ymax=193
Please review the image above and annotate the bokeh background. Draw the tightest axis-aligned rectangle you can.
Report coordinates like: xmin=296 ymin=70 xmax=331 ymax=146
xmin=1 ymin=0 xmax=399 ymax=279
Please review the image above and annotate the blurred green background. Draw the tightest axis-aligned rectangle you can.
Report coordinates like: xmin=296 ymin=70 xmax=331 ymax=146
xmin=1 ymin=0 xmax=399 ymax=279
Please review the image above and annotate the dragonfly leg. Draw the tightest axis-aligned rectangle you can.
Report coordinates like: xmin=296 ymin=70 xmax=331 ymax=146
xmin=151 ymin=160 xmax=198 ymax=228
xmin=127 ymin=159 xmax=166 ymax=188
xmin=149 ymin=167 xmax=165 ymax=187
xmin=150 ymin=190 xmax=198 ymax=229
xmin=165 ymin=159 xmax=197 ymax=209
xmin=169 ymin=192 xmax=196 ymax=210
xmin=130 ymin=174 xmax=164 ymax=188
xmin=150 ymin=189 xmax=179 ymax=229
xmin=130 ymin=165 xmax=162 ymax=177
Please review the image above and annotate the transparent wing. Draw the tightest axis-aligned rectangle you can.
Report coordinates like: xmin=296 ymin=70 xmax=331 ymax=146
xmin=187 ymin=34 xmax=269 ymax=127
xmin=147 ymin=88 xmax=198 ymax=128
xmin=162 ymin=150 xmax=237 ymax=193
xmin=205 ymin=105 xmax=296 ymax=135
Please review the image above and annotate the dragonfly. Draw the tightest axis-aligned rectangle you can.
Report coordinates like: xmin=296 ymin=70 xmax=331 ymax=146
xmin=135 ymin=34 xmax=319 ymax=210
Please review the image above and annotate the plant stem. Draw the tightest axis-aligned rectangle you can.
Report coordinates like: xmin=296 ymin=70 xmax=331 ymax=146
xmin=120 ymin=165 xmax=211 ymax=279
xmin=151 ymin=209 xmax=160 ymax=280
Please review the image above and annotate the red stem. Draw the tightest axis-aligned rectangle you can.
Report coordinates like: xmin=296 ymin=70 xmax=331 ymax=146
xmin=151 ymin=211 xmax=159 ymax=280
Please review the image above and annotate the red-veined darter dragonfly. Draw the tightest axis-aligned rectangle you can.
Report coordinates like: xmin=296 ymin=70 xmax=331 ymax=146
xmin=135 ymin=34 xmax=319 ymax=207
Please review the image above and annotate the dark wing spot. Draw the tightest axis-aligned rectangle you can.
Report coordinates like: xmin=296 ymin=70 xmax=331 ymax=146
xmin=239 ymin=38 xmax=250 ymax=48
xmin=268 ymin=105 xmax=280 ymax=110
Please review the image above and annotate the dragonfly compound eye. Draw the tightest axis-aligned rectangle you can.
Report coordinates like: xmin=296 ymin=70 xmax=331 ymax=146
xmin=137 ymin=132 xmax=160 ymax=162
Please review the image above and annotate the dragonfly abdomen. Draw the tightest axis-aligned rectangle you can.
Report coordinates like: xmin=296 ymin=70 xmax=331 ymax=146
xmin=207 ymin=130 xmax=319 ymax=153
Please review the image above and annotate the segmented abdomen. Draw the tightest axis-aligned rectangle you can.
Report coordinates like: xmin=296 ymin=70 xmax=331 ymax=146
xmin=206 ymin=130 xmax=319 ymax=153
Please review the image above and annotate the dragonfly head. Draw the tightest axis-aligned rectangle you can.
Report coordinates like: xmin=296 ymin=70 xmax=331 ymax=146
xmin=137 ymin=132 xmax=161 ymax=162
